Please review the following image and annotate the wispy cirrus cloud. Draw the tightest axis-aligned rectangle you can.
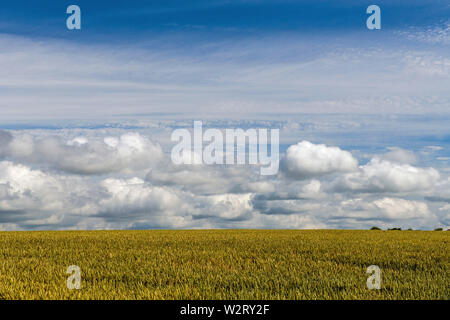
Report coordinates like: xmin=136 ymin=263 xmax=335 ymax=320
xmin=1 ymin=32 xmax=449 ymax=119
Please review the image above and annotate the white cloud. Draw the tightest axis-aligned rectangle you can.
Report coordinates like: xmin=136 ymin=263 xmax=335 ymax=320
xmin=200 ymin=193 xmax=253 ymax=220
xmin=0 ymin=161 xmax=91 ymax=229
xmin=301 ymin=179 xmax=321 ymax=195
xmin=334 ymin=158 xmax=440 ymax=193
xmin=146 ymin=163 xmax=254 ymax=195
xmin=371 ymin=198 xmax=430 ymax=219
xmin=255 ymin=214 xmax=327 ymax=229
xmin=0 ymin=161 xmax=66 ymax=213
xmin=0 ymin=131 xmax=164 ymax=175
xmin=98 ymin=178 xmax=188 ymax=221
xmin=404 ymin=54 xmax=450 ymax=77
xmin=381 ymin=147 xmax=417 ymax=164
xmin=281 ymin=141 xmax=358 ymax=179
xmin=395 ymin=22 xmax=450 ymax=45
xmin=0 ymin=124 xmax=447 ymax=231
xmin=339 ymin=197 xmax=431 ymax=220
xmin=238 ymin=180 xmax=276 ymax=194
xmin=253 ymin=198 xmax=322 ymax=216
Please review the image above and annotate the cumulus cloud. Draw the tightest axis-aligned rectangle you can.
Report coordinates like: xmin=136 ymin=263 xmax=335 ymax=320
xmin=0 ymin=161 xmax=66 ymax=214
xmin=381 ymin=147 xmax=417 ymax=164
xmin=301 ymin=180 xmax=322 ymax=195
xmin=237 ymin=180 xmax=276 ymax=194
xmin=0 ymin=161 xmax=93 ymax=229
xmin=0 ymin=125 xmax=446 ymax=231
xmin=95 ymin=178 xmax=256 ymax=226
xmin=95 ymin=178 xmax=193 ymax=227
xmin=281 ymin=141 xmax=358 ymax=179
xmin=146 ymin=162 xmax=253 ymax=195
xmin=199 ymin=193 xmax=254 ymax=220
xmin=0 ymin=130 xmax=13 ymax=151
xmin=255 ymin=214 xmax=327 ymax=229
xmin=0 ymin=131 xmax=164 ymax=175
xmin=339 ymin=197 xmax=432 ymax=220
xmin=253 ymin=198 xmax=321 ymax=216
xmin=333 ymin=158 xmax=440 ymax=193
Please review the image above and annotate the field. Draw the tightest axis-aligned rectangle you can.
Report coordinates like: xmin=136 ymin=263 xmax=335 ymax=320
xmin=0 ymin=230 xmax=448 ymax=300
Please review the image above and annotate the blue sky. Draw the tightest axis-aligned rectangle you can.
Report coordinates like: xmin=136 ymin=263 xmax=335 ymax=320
xmin=2 ymin=0 xmax=449 ymax=38
xmin=0 ymin=1 xmax=449 ymax=230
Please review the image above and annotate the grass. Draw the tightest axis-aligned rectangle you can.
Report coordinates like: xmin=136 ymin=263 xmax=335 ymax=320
xmin=0 ymin=229 xmax=448 ymax=299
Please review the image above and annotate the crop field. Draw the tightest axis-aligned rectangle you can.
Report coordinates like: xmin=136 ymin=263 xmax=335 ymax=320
xmin=0 ymin=230 xmax=448 ymax=300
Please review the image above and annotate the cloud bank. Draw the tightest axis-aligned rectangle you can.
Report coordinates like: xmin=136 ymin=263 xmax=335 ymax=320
xmin=0 ymin=125 xmax=447 ymax=231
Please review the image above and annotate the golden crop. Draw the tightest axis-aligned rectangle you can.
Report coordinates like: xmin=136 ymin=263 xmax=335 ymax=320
xmin=0 ymin=230 xmax=448 ymax=300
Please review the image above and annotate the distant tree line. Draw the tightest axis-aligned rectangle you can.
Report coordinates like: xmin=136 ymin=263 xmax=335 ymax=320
xmin=370 ymin=226 xmax=447 ymax=231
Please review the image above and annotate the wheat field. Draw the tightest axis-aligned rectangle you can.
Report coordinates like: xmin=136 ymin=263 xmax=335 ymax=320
xmin=0 ymin=229 xmax=448 ymax=300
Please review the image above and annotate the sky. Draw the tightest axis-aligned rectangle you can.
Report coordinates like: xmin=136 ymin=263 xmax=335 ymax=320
xmin=0 ymin=1 xmax=449 ymax=230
